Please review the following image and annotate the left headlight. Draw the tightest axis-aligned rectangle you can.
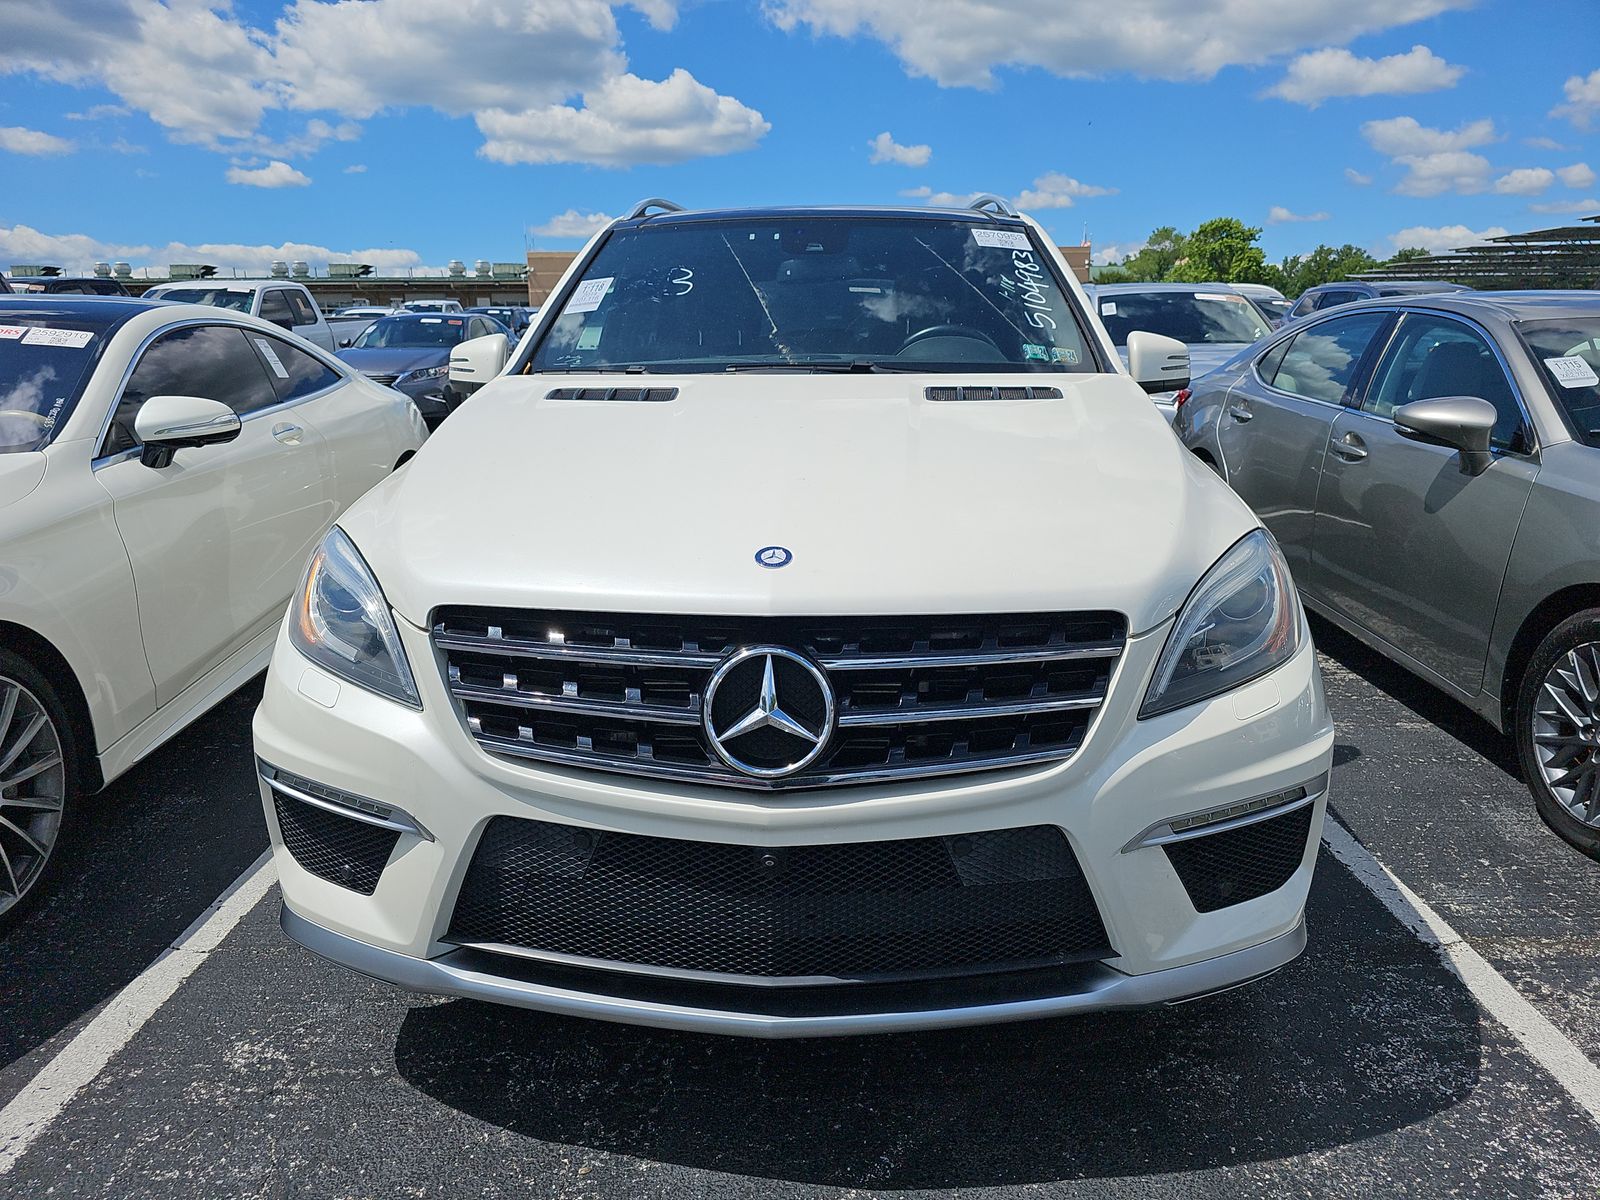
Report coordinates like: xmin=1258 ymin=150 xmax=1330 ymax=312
xmin=401 ymin=364 xmax=449 ymax=382
xmin=1140 ymin=529 xmax=1303 ymax=719
xmin=289 ymin=527 xmax=421 ymax=708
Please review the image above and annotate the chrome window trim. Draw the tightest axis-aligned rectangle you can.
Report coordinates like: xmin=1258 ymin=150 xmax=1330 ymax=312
xmin=89 ymin=317 xmax=352 ymax=468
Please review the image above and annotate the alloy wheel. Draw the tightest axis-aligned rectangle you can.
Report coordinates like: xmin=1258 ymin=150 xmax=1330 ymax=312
xmin=1533 ymin=643 xmax=1600 ymax=828
xmin=0 ymin=675 xmax=67 ymax=917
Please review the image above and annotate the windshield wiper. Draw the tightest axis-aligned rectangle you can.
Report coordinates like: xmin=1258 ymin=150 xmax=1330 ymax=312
xmin=536 ymin=365 xmax=656 ymax=374
xmin=719 ymin=360 xmax=889 ymax=373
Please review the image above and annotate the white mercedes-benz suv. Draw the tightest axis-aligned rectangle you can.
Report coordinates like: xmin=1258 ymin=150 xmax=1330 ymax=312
xmin=254 ymin=198 xmax=1334 ymax=1036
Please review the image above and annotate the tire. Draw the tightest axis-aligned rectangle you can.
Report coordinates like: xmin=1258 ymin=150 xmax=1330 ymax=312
xmin=0 ymin=650 xmax=79 ymax=929
xmin=1515 ymin=610 xmax=1600 ymax=861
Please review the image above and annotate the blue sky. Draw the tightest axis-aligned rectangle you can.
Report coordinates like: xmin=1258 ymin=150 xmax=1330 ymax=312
xmin=1 ymin=0 xmax=1596 ymax=276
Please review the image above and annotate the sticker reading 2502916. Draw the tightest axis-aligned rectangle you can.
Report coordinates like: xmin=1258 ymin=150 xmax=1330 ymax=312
xmin=1545 ymin=356 xmax=1600 ymax=389
xmin=564 ymin=276 xmax=614 ymax=316
xmin=972 ymin=229 xmax=1032 ymax=251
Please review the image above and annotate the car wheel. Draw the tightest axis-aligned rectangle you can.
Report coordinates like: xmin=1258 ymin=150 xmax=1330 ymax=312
xmin=1516 ymin=611 xmax=1600 ymax=861
xmin=0 ymin=651 xmax=75 ymax=928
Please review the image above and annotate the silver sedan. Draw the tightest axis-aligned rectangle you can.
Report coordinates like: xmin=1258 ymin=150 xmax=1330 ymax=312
xmin=1176 ymin=291 xmax=1600 ymax=860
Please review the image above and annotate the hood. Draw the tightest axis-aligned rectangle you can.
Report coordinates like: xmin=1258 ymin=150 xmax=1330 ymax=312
xmin=341 ymin=373 xmax=1257 ymax=635
xmin=0 ymin=452 xmax=45 ymax=509
xmin=335 ymin=346 xmax=447 ymax=375
xmin=1115 ymin=342 xmax=1252 ymax=384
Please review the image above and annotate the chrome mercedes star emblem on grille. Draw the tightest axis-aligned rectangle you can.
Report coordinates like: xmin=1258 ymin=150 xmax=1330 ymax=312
xmin=703 ymin=646 xmax=834 ymax=779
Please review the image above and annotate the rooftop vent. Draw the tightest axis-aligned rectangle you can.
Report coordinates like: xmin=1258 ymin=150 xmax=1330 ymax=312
xmin=270 ymin=261 xmax=289 ymax=278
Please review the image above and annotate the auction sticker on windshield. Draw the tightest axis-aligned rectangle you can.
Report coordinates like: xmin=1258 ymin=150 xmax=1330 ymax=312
xmin=21 ymin=328 xmax=93 ymax=348
xmin=565 ymin=276 xmax=614 ymax=315
xmin=971 ymin=229 xmax=1031 ymax=251
xmin=1545 ymin=356 xmax=1600 ymax=388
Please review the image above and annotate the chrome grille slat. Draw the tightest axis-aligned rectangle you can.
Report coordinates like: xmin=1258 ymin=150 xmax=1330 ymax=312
xmin=434 ymin=608 xmax=1126 ymax=790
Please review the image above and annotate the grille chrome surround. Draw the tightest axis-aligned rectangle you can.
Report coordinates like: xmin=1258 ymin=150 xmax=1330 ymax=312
xmin=362 ymin=372 xmax=401 ymax=387
xmin=433 ymin=608 xmax=1126 ymax=789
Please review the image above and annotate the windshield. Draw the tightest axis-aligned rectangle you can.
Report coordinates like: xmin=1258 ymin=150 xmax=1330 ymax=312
xmin=151 ymin=287 xmax=253 ymax=312
xmin=353 ymin=316 xmax=468 ymax=348
xmin=1097 ymin=291 xmax=1270 ymax=347
xmin=526 ymin=216 xmax=1095 ymax=373
xmin=1523 ymin=318 xmax=1600 ymax=444
xmin=0 ymin=315 xmax=110 ymax=453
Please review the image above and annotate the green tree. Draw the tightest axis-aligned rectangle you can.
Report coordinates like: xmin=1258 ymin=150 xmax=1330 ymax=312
xmin=1118 ymin=226 xmax=1188 ymax=281
xmin=1277 ymin=243 xmax=1379 ymax=296
xmin=1170 ymin=217 xmax=1269 ymax=284
xmin=1386 ymin=246 xmax=1433 ymax=264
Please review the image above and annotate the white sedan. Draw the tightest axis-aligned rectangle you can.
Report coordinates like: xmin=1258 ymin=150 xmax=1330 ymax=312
xmin=0 ymin=295 xmax=427 ymax=924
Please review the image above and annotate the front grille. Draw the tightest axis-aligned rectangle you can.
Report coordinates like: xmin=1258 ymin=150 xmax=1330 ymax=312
xmin=433 ymin=608 xmax=1125 ymax=789
xmin=446 ymin=818 xmax=1113 ymax=982
xmin=363 ymin=372 xmax=401 ymax=387
xmin=272 ymin=794 xmax=400 ymax=895
xmin=1164 ymin=805 xmax=1314 ymax=913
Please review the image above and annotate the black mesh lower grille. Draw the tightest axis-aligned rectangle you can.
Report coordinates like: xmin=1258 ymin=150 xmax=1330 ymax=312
xmin=1163 ymin=805 xmax=1314 ymax=913
xmin=273 ymin=794 xmax=400 ymax=896
xmin=447 ymin=818 xmax=1113 ymax=983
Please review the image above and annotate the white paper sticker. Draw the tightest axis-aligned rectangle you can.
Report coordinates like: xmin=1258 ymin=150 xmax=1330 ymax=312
xmin=253 ymin=337 xmax=290 ymax=379
xmin=564 ymin=276 xmax=614 ymax=315
xmin=420 ymin=317 xmax=443 ymax=323
xmin=1100 ymin=302 xmax=1117 ymax=316
xmin=1545 ymin=355 xmax=1600 ymax=388
xmin=971 ymin=229 xmax=1031 ymax=251
xmin=21 ymin=327 xmax=93 ymax=349
xmin=0 ymin=325 xmax=25 ymax=340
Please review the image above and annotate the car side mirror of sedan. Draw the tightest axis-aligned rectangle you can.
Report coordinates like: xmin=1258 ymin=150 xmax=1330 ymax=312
xmin=1126 ymin=331 xmax=1191 ymax=395
xmin=449 ymin=332 xmax=510 ymax=387
xmin=133 ymin=394 xmax=242 ymax=469
xmin=1393 ymin=396 xmax=1497 ymax=477
xmin=339 ymin=337 xmax=354 ymax=348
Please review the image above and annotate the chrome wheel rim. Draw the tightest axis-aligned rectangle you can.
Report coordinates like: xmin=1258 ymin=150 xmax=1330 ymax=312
xmin=0 ymin=675 xmax=66 ymax=918
xmin=1533 ymin=643 xmax=1600 ymax=829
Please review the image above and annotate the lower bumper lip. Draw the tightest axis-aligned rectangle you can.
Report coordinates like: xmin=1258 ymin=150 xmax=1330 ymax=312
xmin=279 ymin=903 xmax=1307 ymax=1038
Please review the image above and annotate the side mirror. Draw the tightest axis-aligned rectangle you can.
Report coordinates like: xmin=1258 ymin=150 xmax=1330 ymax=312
xmin=1394 ymin=396 xmax=1498 ymax=476
xmin=1126 ymin=331 xmax=1190 ymax=395
xmin=339 ymin=337 xmax=353 ymax=348
xmin=449 ymin=332 xmax=509 ymax=387
xmin=133 ymin=395 xmax=241 ymax=469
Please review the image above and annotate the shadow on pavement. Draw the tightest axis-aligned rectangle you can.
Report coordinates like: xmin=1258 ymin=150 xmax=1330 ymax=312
xmin=395 ymin=854 xmax=1481 ymax=1189
xmin=0 ymin=680 xmax=268 ymax=1074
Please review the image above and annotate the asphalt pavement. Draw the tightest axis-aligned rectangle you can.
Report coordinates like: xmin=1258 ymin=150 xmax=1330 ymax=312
xmin=2 ymin=617 xmax=1598 ymax=1198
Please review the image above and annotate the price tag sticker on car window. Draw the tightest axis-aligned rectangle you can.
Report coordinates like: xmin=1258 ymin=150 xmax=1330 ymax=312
xmin=971 ymin=229 xmax=1031 ymax=251
xmin=564 ymin=276 xmax=614 ymax=315
xmin=253 ymin=337 xmax=290 ymax=379
xmin=21 ymin=327 xmax=93 ymax=349
xmin=1545 ymin=356 xmax=1600 ymax=388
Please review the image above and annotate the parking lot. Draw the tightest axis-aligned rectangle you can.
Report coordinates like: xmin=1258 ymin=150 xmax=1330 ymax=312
xmin=0 ymin=614 xmax=1594 ymax=1198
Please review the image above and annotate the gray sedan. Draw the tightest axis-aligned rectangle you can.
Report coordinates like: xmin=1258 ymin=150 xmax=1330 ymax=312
xmin=1176 ymin=291 xmax=1600 ymax=859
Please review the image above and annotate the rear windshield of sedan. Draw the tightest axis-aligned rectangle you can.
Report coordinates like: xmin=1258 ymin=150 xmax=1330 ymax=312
xmin=1522 ymin=319 xmax=1600 ymax=443
xmin=354 ymin=316 xmax=468 ymax=348
xmin=527 ymin=216 xmax=1095 ymax=374
xmin=0 ymin=314 xmax=113 ymax=453
xmin=1097 ymin=291 xmax=1270 ymax=347
xmin=150 ymin=287 xmax=254 ymax=312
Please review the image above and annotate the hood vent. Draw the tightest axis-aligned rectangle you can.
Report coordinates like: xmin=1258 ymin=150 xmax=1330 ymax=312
xmin=925 ymin=385 xmax=1063 ymax=402
xmin=546 ymin=386 xmax=678 ymax=403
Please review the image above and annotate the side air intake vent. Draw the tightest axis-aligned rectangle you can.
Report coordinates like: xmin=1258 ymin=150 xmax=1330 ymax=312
xmin=546 ymin=387 xmax=678 ymax=402
xmin=925 ymin=385 xmax=1063 ymax=402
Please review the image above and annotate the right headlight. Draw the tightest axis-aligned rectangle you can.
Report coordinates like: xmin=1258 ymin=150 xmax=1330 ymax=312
xmin=1140 ymin=529 xmax=1303 ymax=719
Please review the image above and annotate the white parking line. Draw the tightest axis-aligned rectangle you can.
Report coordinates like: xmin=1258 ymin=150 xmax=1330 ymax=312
xmin=0 ymin=851 xmax=278 ymax=1176
xmin=1323 ymin=816 xmax=1600 ymax=1125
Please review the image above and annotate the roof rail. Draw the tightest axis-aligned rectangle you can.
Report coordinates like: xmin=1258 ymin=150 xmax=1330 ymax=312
xmin=968 ymin=194 xmax=1019 ymax=218
xmin=626 ymin=197 xmax=686 ymax=220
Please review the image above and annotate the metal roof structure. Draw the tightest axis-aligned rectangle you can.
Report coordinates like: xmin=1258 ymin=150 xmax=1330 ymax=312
xmin=1355 ymin=214 xmax=1600 ymax=289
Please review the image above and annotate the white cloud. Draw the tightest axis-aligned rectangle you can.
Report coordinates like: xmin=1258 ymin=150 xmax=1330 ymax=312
xmin=475 ymin=69 xmax=768 ymax=166
xmin=1393 ymin=151 xmax=1493 ymax=197
xmin=1386 ymin=223 xmax=1508 ymax=254
xmin=0 ymin=126 xmax=75 ymax=156
xmin=1014 ymin=172 xmax=1116 ymax=209
xmin=766 ymin=0 xmax=1471 ymax=87
xmin=1558 ymin=162 xmax=1597 ymax=189
xmin=532 ymin=209 xmax=616 ymax=240
xmin=225 ymin=159 xmax=312 ymax=188
xmin=1267 ymin=44 xmax=1462 ymax=106
xmin=1093 ymin=241 xmax=1144 ymax=266
xmin=1361 ymin=115 xmax=1496 ymax=156
xmin=1268 ymin=206 xmax=1330 ymax=223
xmin=1552 ymin=68 xmax=1600 ymax=129
xmin=343 ymin=163 xmax=367 ymax=174
xmin=65 ymin=103 xmax=130 ymax=121
xmin=899 ymin=185 xmax=980 ymax=207
xmin=1344 ymin=167 xmax=1373 ymax=186
xmin=1526 ymin=135 xmax=1569 ymax=151
xmin=1492 ymin=167 xmax=1555 ymax=196
xmin=868 ymin=131 xmax=931 ymax=167
xmin=1529 ymin=197 xmax=1600 ymax=215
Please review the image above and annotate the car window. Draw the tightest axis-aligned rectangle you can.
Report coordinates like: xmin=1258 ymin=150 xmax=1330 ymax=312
xmin=244 ymin=332 xmax=342 ymax=404
xmin=1365 ymin=314 xmax=1525 ymax=450
xmin=1255 ymin=338 xmax=1292 ymax=384
xmin=149 ymin=286 xmax=254 ymax=312
xmin=1096 ymin=291 xmax=1268 ymax=347
xmin=259 ymin=290 xmax=295 ymax=326
xmin=286 ymin=290 xmax=318 ymax=326
xmin=1315 ymin=290 xmax=1362 ymax=311
xmin=1267 ymin=312 xmax=1389 ymax=404
xmin=104 ymin=324 xmax=278 ymax=456
xmin=0 ymin=313 xmax=115 ymax=453
xmin=1520 ymin=319 xmax=1600 ymax=446
xmin=354 ymin=316 xmax=469 ymax=348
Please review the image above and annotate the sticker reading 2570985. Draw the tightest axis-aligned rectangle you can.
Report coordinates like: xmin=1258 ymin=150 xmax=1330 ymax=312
xmin=1545 ymin=355 xmax=1600 ymax=389
xmin=564 ymin=276 xmax=614 ymax=316
xmin=971 ymin=229 xmax=1031 ymax=251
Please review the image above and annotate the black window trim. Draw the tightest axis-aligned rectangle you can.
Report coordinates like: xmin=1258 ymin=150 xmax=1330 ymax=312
xmin=1249 ymin=308 xmax=1396 ymax=410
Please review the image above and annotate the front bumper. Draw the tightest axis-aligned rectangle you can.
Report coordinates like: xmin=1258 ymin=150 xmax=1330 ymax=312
xmin=254 ymin=613 xmax=1334 ymax=1036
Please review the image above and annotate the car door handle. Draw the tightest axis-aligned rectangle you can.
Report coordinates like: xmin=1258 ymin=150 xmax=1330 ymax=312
xmin=1227 ymin=404 xmax=1253 ymax=422
xmin=271 ymin=423 xmax=304 ymax=445
xmin=1331 ymin=432 xmax=1368 ymax=461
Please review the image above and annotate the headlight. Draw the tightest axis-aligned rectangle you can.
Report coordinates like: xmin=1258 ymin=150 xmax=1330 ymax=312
xmin=1140 ymin=529 xmax=1302 ymax=719
xmin=289 ymin=527 xmax=421 ymax=708
xmin=400 ymin=364 xmax=449 ymax=382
